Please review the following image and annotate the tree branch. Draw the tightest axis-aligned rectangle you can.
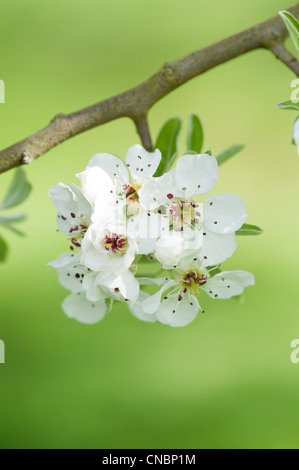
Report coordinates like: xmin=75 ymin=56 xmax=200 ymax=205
xmin=1 ymin=3 xmax=299 ymax=174
xmin=270 ymin=43 xmax=299 ymax=75
xmin=134 ymin=116 xmax=153 ymax=151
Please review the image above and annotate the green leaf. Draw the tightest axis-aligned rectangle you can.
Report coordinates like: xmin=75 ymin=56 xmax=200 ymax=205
xmin=236 ymin=223 xmax=263 ymax=236
xmin=276 ymin=99 xmax=299 ymax=111
xmin=206 ymin=265 xmax=222 ymax=277
xmin=186 ymin=114 xmax=204 ymax=153
xmin=154 ymin=118 xmax=182 ymax=176
xmin=0 ymin=217 xmax=25 ymax=236
xmin=0 ymin=235 xmax=8 ymax=262
xmin=204 ymin=149 xmax=212 ymax=156
xmin=0 ymin=213 xmax=26 ymax=223
xmin=216 ymin=144 xmax=244 ymax=166
xmin=279 ymin=11 xmax=299 ymax=53
xmin=0 ymin=168 xmax=32 ymax=210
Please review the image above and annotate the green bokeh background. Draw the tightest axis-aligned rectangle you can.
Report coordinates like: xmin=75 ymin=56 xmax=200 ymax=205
xmin=0 ymin=0 xmax=299 ymax=449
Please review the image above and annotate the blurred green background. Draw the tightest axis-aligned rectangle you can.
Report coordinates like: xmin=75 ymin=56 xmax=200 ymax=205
xmin=0 ymin=0 xmax=299 ymax=449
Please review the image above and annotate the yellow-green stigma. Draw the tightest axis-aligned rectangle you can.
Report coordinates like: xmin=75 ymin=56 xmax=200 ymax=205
xmin=178 ymin=265 xmax=210 ymax=296
xmin=104 ymin=232 xmax=128 ymax=256
xmin=167 ymin=196 xmax=202 ymax=231
xmin=124 ymin=183 xmax=141 ymax=215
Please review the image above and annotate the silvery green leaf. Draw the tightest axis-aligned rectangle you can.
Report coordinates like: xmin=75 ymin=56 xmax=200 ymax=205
xmin=0 ymin=217 xmax=25 ymax=236
xmin=236 ymin=223 xmax=263 ymax=236
xmin=0 ymin=168 xmax=32 ymax=210
xmin=279 ymin=10 xmax=299 ymax=53
xmin=186 ymin=114 xmax=204 ymax=153
xmin=154 ymin=118 xmax=182 ymax=176
xmin=0 ymin=235 xmax=8 ymax=262
xmin=276 ymin=99 xmax=299 ymax=111
xmin=216 ymin=144 xmax=244 ymax=166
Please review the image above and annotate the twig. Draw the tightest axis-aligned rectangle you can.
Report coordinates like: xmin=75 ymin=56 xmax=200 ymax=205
xmin=0 ymin=3 xmax=299 ymax=174
xmin=270 ymin=43 xmax=299 ymax=74
xmin=134 ymin=116 xmax=153 ymax=151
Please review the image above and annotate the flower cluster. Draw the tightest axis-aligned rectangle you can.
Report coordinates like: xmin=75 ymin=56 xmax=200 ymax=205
xmin=49 ymin=144 xmax=254 ymax=327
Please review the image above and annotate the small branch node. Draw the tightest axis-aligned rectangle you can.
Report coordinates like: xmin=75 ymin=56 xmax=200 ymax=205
xmin=22 ymin=150 xmax=33 ymax=165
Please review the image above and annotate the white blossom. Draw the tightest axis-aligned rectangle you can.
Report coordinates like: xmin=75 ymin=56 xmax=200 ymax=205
xmin=139 ymin=153 xmax=246 ymax=267
xmin=132 ymin=247 xmax=254 ymax=327
xmin=86 ymin=144 xmax=162 ymax=215
xmin=49 ymin=183 xmax=93 ymax=250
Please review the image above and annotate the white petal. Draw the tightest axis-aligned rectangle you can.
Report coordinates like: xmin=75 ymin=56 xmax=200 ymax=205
xmin=156 ymin=294 xmax=199 ymax=327
xmin=83 ymin=272 xmax=106 ymax=302
xmin=48 ymin=252 xmax=80 ymax=269
xmin=125 ymin=144 xmax=161 ymax=183
xmin=87 ymin=153 xmax=129 ymax=189
xmin=175 ymin=154 xmax=218 ymax=199
xmin=77 ymin=166 xmax=115 ymax=206
xmin=62 ymin=292 xmax=106 ymax=324
xmin=155 ymin=234 xmax=184 ymax=268
xmin=155 ymin=229 xmax=203 ymax=268
xmin=138 ymin=169 xmax=182 ymax=210
xmin=137 ymin=277 xmax=170 ymax=286
xmin=127 ymin=212 xmax=168 ymax=254
xmin=129 ymin=291 xmax=157 ymax=323
xmin=202 ymin=270 xmax=255 ymax=299
xmin=92 ymin=194 xmax=125 ymax=225
xmin=58 ymin=266 xmax=86 ymax=293
xmin=203 ymin=194 xmax=247 ymax=234
xmin=48 ymin=253 xmax=86 ymax=292
xmin=97 ymin=270 xmax=140 ymax=303
xmin=49 ymin=183 xmax=78 ymax=216
xmin=80 ymin=222 xmax=135 ymax=273
xmin=69 ymin=183 xmax=93 ymax=220
xmin=293 ymin=117 xmax=299 ymax=152
xmin=198 ymin=230 xmax=237 ymax=267
xmin=117 ymin=270 xmax=140 ymax=303
xmin=140 ymin=281 xmax=175 ymax=314
xmin=80 ymin=232 xmax=109 ymax=271
xmin=49 ymin=183 xmax=92 ymax=236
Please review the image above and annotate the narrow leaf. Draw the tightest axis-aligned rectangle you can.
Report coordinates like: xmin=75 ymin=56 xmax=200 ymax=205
xmin=216 ymin=144 xmax=244 ymax=166
xmin=236 ymin=223 xmax=263 ymax=236
xmin=154 ymin=118 xmax=182 ymax=176
xmin=0 ymin=235 xmax=8 ymax=262
xmin=206 ymin=265 xmax=222 ymax=277
xmin=279 ymin=11 xmax=299 ymax=53
xmin=0 ymin=217 xmax=25 ymax=236
xmin=0 ymin=213 xmax=27 ymax=223
xmin=0 ymin=168 xmax=32 ymax=210
xmin=186 ymin=114 xmax=204 ymax=153
xmin=276 ymin=99 xmax=299 ymax=110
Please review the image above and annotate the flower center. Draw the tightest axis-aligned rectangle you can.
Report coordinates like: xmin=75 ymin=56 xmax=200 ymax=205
xmin=177 ymin=265 xmax=210 ymax=296
xmin=124 ymin=183 xmax=142 ymax=215
xmin=167 ymin=198 xmax=202 ymax=231
xmin=104 ymin=232 xmax=128 ymax=255
xmin=60 ymin=212 xmax=89 ymax=251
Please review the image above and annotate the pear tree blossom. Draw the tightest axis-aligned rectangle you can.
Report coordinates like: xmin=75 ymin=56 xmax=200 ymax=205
xmin=49 ymin=182 xmax=93 ymax=251
xmin=139 ymin=153 xmax=247 ymax=267
xmin=48 ymin=135 xmax=258 ymax=327
xmin=86 ymin=144 xmax=162 ymax=215
xmin=133 ymin=248 xmax=254 ymax=327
